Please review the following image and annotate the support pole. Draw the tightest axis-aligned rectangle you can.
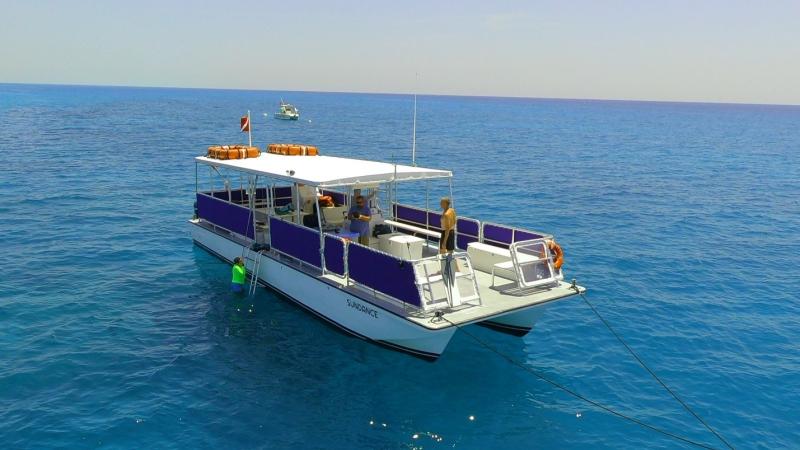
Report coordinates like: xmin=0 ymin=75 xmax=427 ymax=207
xmin=425 ymin=180 xmax=429 ymax=230
xmin=411 ymin=94 xmax=417 ymax=166
xmin=295 ymin=183 xmax=301 ymax=224
xmin=315 ymin=192 xmax=325 ymax=273
xmin=393 ymin=161 xmax=398 ymax=219
xmin=448 ymin=176 xmax=456 ymax=241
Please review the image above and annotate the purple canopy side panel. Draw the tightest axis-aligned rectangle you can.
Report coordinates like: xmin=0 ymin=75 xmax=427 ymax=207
xmin=427 ymin=211 xmax=442 ymax=229
xmin=273 ymin=186 xmax=293 ymax=198
xmin=483 ymin=223 xmax=513 ymax=247
xmin=456 ymin=218 xmax=480 ymax=237
xmin=514 ymin=230 xmax=544 ymax=242
xmin=321 ymin=189 xmax=347 ymax=206
xmin=255 ymin=187 xmax=269 ymax=200
xmin=324 ymin=235 xmax=346 ymax=276
xmin=196 ymin=194 xmax=254 ymax=239
xmin=270 ymin=186 xmax=294 ymax=207
xmin=348 ymin=244 xmax=421 ymax=307
xmin=456 ymin=234 xmax=478 ymax=250
xmin=269 ymin=217 xmax=322 ymax=268
xmin=395 ymin=204 xmax=427 ymax=226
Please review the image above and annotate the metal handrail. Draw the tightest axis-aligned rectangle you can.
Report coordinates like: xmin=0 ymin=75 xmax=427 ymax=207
xmin=481 ymin=220 xmax=553 ymax=247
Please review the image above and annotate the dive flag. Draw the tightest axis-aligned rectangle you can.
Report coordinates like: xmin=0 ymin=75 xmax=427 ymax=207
xmin=240 ymin=115 xmax=250 ymax=132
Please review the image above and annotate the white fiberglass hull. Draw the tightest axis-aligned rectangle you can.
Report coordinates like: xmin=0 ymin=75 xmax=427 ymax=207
xmin=190 ymin=222 xmax=456 ymax=359
xmin=480 ymin=306 xmax=545 ymax=336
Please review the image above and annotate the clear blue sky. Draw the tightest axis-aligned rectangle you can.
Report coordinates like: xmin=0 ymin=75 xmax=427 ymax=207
xmin=1 ymin=0 xmax=798 ymax=104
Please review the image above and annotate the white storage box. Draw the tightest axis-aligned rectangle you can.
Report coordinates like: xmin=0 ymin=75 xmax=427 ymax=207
xmin=384 ymin=234 xmax=424 ymax=260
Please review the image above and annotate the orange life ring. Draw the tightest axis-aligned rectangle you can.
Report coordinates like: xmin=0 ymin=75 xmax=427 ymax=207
xmin=548 ymin=240 xmax=564 ymax=270
xmin=206 ymin=144 xmax=260 ymax=160
xmin=266 ymin=143 xmax=320 ymax=156
xmin=318 ymin=195 xmax=334 ymax=207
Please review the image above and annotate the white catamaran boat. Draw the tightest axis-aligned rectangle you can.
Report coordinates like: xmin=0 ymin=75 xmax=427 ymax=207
xmin=274 ymin=101 xmax=299 ymax=120
xmin=191 ymin=144 xmax=585 ymax=360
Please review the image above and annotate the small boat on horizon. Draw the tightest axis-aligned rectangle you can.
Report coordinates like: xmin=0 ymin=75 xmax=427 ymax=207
xmin=274 ymin=100 xmax=299 ymax=120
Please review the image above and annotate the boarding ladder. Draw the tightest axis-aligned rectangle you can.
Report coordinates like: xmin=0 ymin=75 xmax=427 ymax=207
xmin=412 ymin=252 xmax=481 ymax=313
xmin=242 ymin=247 xmax=264 ymax=296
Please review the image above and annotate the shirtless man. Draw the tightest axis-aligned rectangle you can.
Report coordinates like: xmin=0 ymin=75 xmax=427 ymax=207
xmin=439 ymin=197 xmax=456 ymax=255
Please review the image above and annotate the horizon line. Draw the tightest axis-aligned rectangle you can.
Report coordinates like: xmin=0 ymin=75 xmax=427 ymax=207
xmin=2 ymin=81 xmax=799 ymax=108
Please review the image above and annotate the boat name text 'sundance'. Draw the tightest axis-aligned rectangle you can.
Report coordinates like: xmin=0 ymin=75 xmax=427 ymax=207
xmin=346 ymin=299 xmax=379 ymax=318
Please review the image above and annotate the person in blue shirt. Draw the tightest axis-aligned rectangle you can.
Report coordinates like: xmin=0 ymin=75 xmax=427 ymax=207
xmin=348 ymin=195 xmax=371 ymax=245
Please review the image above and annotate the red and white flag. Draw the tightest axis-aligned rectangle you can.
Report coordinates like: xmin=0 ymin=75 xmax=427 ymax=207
xmin=240 ymin=115 xmax=250 ymax=132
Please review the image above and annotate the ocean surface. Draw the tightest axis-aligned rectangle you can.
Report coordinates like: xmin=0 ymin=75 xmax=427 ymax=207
xmin=1 ymin=83 xmax=798 ymax=449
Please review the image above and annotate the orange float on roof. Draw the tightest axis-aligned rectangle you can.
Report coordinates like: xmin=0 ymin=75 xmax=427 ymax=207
xmin=265 ymin=143 xmax=320 ymax=156
xmin=205 ymin=145 xmax=260 ymax=160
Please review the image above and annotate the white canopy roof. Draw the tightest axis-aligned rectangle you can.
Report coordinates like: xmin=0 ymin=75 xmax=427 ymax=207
xmin=195 ymin=153 xmax=451 ymax=187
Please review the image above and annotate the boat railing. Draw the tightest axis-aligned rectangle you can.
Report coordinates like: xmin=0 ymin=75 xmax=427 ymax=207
xmin=267 ymin=217 xmax=423 ymax=310
xmin=196 ymin=192 xmax=255 ymax=240
xmin=202 ymin=187 xmax=293 ymax=210
xmin=323 ymin=233 xmax=347 ymax=277
xmin=412 ymin=253 xmax=482 ymax=312
xmin=347 ymin=242 xmax=423 ymax=309
xmin=508 ymin=239 xmax=563 ymax=289
xmin=456 ymin=217 xmax=481 ymax=250
xmin=391 ymin=202 xmax=550 ymax=250
xmin=270 ymin=186 xmax=294 ymax=209
xmin=269 ymin=216 xmax=323 ymax=268
xmin=266 ymin=214 xmax=484 ymax=313
xmin=392 ymin=203 xmax=481 ymax=250
xmin=480 ymin=221 xmax=552 ymax=249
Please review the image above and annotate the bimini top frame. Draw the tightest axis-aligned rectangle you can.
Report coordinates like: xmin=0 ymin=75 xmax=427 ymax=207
xmin=195 ymin=153 xmax=452 ymax=188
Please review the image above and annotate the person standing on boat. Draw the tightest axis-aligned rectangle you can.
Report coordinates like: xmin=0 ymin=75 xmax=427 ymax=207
xmin=439 ymin=197 xmax=456 ymax=255
xmin=296 ymin=183 xmax=318 ymax=213
xmin=231 ymin=257 xmax=246 ymax=293
xmin=351 ymin=188 xmax=377 ymax=210
xmin=348 ymin=195 xmax=371 ymax=246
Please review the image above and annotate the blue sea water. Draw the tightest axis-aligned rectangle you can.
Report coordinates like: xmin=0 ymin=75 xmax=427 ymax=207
xmin=1 ymin=83 xmax=799 ymax=449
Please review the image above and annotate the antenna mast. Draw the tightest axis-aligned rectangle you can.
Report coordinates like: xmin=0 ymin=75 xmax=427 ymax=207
xmin=411 ymin=93 xmax=417 ymax=166
xmin=247 ymin=110 xmax=252 ymax=147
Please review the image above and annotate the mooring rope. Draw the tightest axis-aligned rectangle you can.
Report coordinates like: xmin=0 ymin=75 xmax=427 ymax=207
xmin=571 ymin=283 xmax=735 ymax=450
xmin=435 ymin=286 xmax=734 ymax=450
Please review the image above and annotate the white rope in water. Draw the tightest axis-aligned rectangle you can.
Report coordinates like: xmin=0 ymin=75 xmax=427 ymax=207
xmin=571 ymin=282 xmax=735 ymax=449
xmin=435 ymin=282 xmax=735 ymax=449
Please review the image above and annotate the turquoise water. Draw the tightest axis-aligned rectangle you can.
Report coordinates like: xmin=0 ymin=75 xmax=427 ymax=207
xmin=1 ymin=83 xmax=798 ymax=449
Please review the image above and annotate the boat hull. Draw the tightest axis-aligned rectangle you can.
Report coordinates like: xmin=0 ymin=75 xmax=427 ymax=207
xmin=274 ymin=114 xmax=299 ymax=120
xmin=190 ymin=222 xmax=455 ymax=359
xmin=479 ymin=306 xmax=545 ymax=336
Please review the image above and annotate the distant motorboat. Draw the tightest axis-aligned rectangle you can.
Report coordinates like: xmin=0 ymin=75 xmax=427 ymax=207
xmin=274 ymin=100 xmax=299 ymax=120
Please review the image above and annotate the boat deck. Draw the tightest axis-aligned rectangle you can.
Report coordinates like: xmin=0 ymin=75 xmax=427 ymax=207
xmin=193 ymin=219 xmax=583 ymax=331
xmin=322 ymin=266 xmax=583 ymax=330
xmin=420 ymin=270 xmax=583 ymax=327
